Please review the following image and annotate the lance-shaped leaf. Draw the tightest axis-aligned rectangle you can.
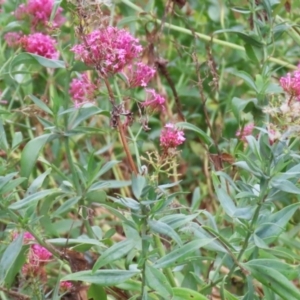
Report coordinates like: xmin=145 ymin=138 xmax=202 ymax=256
xmin=154 ymin=238 xmax=215 ymax=269
xmin=62 ymin=270 xmax=139 ymax=286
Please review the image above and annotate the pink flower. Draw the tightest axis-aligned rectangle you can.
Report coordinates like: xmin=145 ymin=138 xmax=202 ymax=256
xmin=142 ymin=89 xmax=165 ymax=111
xmin=267 ymin=125 xmax=281 ymax=145
xmin=22 ymin=245 xmax=52 ymax=278
xmin=69 ymin=73 xmax=98 ymax=108
xmin=23 ymin=232 xmax=35 ymax=241
xmin=4 ymin=32 xmax=22 ymax=47
xmin=71 ymin=27 xmax=143 ymax=75
xmin=15 ymin=0 xmax=65 ymax=29
xmin=160 ymin=123 xmax=185 ymax=150
xmin=236 ymin=123 xmax=254 ymax=142
xmin=13 ymin=231 xmax=34 ymax=242
xmin=31 ymin=244 xmax=52 ymax=262
xmin=280 ymin=65 xmax=300 ymax=100
xmin=13 ymin=231 xmax=52 ymax=278
xmin=125 ymin=62 xmax=156 ymax=87
xmin=20 ymin=33 xmax=59 ymax=59
xmin=60 ymin=281 xmax=72 ymax=291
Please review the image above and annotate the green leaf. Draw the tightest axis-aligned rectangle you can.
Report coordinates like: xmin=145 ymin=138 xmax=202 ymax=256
xmin=245 ymin=135 xmax=262 ymax=161
xmin=69 ymin=106 xmax=109 ymax=129
xmin=53 ymin=196 xmax=82 ymax=216
xmin=223 ymin=290 xmax=239 ymax=300
xmin=0 ymin=173 xmax=18 ymax=191
xmin=87 ymin=181 xmax=110 ymax=192
xmin=214 ymin=29 xmax=264 ymax=48
xmin=26 ymin=168 xmax=52 ymax=196
xmin=101 ymin=180 xmax=131 ymax=188
xmin=20 ymin=133 xmax=56 ymax=180
xmin=88 ymin=284 xmax=107 ymax=300
xmin=176 ymin=122 xmax=213 ymax=145
xmin=191 ymin=187 xmax=201 ymax=212
xmin=148 ymin=220 xmax=182 ymax=245
xmin=9 ymin=189 xmax=57 ymax=210
xmin=97 ymin=203 xmax=130 ymax=223
xmin=212 ymin=173 xmax=236 ymax=217
xmin=233 ymin=206 xmax=255 ymax=220
xmin=270 ymin=179 xmax=300 ymax=195
xmin=145 ymin=264 xmax=173 ymax=298
xmin=131 ymin=174 xmax=147 ymax=199
xmin=276 ymin=162 xmax=300 ymax=181
xmin=28 ymin=94 xmax=53 ymax=115
xmin=185 ymin=223 xmax=228 ymax=253
xmin=158 ymin=181 xmax=181 ymax=190
xmin=228 ymin=70 xmax=258 ymax=91
xmin=50 ymin=0 xmax=62 ymax=22
xmin=10 ymin=52 xmax=65 ymax=70
xmin=4 ymin=247 xmax=27 ymax=288
xmin=12 ymin=132 xmax=23 ymax=150
xmin=0 ymin=119 xmax=9 ymax=151
xmin=243 ymin=263 xmax=300 ymax=300
xmin=47 ymin=238 xmax=103 ymax=247
xmin=92 ymin=239 xmax=135 ymax=271
xmin=96 ymin=160 xmax=120 ymax=178
xmin=153 ymin=238 xmax=215 ymax=269
xmin=234 ymin=161 xmax=263 ymax=178
xmin=0 ymin=178 xmax=26 ymax=194
xmin=109 ymin=196 xmax=140 ymax=211
xmin=3 ymin=21 xmax=25 ymax=32
xmin=159 ymin=213 xmax=199 ymax=229
xmin=172 ymin=287 xmax=209 ymax=300
xmin=244 ymin=44 xmax=263 ymax=63
xmin=255 ymin=203 xmax=300 ymax=240
xmin=231 ymin=97 xmax=258 ymax=121
xmin=246 ymin=259 xmax=299 ymax=280
xmin=62 ymin=270 xmax=139 ymax=285
xmin=0 ymin=233 xmax=23 ymax=284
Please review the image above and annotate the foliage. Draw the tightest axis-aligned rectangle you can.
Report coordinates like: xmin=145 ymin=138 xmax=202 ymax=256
xmin=0 ymin=0 xmax=300 ymax=299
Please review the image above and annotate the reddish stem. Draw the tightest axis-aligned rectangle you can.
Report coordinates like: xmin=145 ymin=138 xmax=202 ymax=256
xmin=103 ymin=77 xmax=138 ymax=175
xmin=118 ymin=121 xmax=138 ymax=175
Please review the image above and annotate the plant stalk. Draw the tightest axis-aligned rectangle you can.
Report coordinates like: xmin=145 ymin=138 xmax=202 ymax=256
xmin=153 ymin=234 xmax=177 ymax=287
xmin=121 ymin=0 xmax=297 ymax=70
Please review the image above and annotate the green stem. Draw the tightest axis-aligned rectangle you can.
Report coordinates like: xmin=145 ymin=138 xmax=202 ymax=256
xmin=140 ymin=208 xmax=148 ymax=298
xmin=63 ymin=136 xmax=81 ymax=194
xmin=128 ymin=126 xmax=142 ymax=171
xmin=237 ymin=202 xmax=262 ymax=261
xmin=226 ymin=180 xmax=269 ymax=280
xmin=0 ymin=195 xmax=62 ymax=261
xmin=63 ymin=135 xmax=94 ymax=238
xmin=120 ymin=0 xmax=297 ymax=70
xmin=199 ymin=277 xmax=223 ymax=294
xmin=153 ymin=234 xmax=177 ymax=287
xmin=275 ymin=16 xmax=300 ymax=47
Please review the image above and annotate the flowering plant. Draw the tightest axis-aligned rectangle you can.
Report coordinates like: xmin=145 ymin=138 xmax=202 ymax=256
xmin=0 ymin=0 xmax=300 ymax=299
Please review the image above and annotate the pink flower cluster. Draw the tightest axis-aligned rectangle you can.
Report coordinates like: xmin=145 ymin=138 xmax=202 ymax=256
xmin=160 ymin=123 xmax=185 ymax=150
xmin=60 ymin=281 xmax=72 ymax=291
xmin=15 ymin=0 xmax=65 ymax=29
xmin=4 ymin=32 xmax=23 ymax=47
xmin=143 ymin=89 xmax=165 ymax=111
xmin=236 ymin=123 xmax=254 ymax=142
xmin=20 ymin=33 xmax=59 ymax=59
xmin=69 ymin=73 xmax=98 ymax=108
xmin=279 ymin=65 xmax=300 ymax=100
xmin=126 ymin=62 xmax=156 ymax=87
xmin=13 ymin=232 xmax=52 ymax=277
xmin=71 ymin=26 xmax=165 ymax=114
xmin=71 ymin=27 xmax=143 ymax=75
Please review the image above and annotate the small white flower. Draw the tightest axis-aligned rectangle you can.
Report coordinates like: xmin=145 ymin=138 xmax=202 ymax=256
xmin=280 ymin=102 xmax=290 ymax=114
